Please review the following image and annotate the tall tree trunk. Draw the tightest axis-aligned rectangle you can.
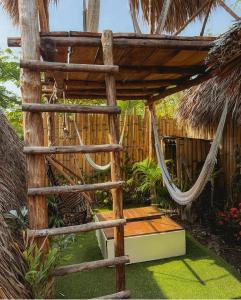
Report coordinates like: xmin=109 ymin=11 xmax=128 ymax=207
xmin=87 ymin=0 xmax=100 ymax=32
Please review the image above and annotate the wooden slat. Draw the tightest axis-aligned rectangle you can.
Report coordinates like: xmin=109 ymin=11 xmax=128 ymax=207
xmin=52 ymin=256 xmax=130 ymax=277
xmin=24 ymin=144 xmax=123 ymax=154
xmin=28 ymin=181 xmax=124 ymax=196
xmin=96 ymin=290 xmax=131 ymax=299
xmin=22 ymin=103 xmax=121 ymax=114
xmin=20 ymin=59 xmax=119 ymax=74
xmin=28 ymin=218 xmax=127 ymax=237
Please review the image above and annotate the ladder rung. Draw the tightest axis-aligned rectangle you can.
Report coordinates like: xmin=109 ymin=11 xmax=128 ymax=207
xmin=95 ymin=290 xmax=131 ymax=299
xmin=28 ymin=181 xmax=124 ymax=196
xmin=22 ymin=103 xmax=121 ymax=114
xmin=52 ymin=256 xmax=129 ymax=277
xmin=24 ymin=144 xmax=123 ymax=154
xmin=20 ymin=59 xmax=119 ymax=74
xmin=28 ymin=218 xmax=126 ymax=237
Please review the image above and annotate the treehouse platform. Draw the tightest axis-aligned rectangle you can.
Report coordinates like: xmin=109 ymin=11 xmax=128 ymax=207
xmin=96 ymin=206 xmax=186 ymax=264
xmin=9 ymin=32 xmax=215 ymax=101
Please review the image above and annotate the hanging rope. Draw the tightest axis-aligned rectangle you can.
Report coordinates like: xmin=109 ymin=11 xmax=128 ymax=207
xmin=150 ymin=98 xmax=228 ymax=205
xmin=74 ymin=110 xmax=128 ymax=171
xmin=155 ymin=0 xmax=172 ymax=34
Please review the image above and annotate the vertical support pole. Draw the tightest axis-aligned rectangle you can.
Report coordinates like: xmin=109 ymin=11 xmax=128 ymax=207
xmin=101 ymin=30 xmax=125 ymax=292
xmin=148 ymin=102 xmax=154 ymax=161
xmin=18 ymin=0 xmax=48 ymax=234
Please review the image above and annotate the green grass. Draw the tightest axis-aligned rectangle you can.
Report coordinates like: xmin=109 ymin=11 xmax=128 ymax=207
xmin=54 ymin=232 xmax=241 ymax=299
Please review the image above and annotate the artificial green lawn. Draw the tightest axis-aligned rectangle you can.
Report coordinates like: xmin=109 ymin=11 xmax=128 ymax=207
xmin=54 ymin=231 xmax=241 ymax=299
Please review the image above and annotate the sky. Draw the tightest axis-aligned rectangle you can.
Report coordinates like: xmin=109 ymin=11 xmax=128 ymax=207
xmin=0 ymin=0 xmax=240 ymax=95
xmin=0 ymin=0 xmax=241 ymax=50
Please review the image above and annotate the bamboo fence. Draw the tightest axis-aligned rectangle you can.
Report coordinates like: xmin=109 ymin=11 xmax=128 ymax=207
xmin=43 ymin=113 xmax=241 ymax=193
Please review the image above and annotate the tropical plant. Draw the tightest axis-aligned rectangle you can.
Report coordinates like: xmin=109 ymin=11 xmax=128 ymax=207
xmin=0 ymin=48 xmax=23 ymax=138
xmin=132 ymin=158 xmax=172 ymax=206
xmin=47 ymin=196 xmax=64 ymax=228
xmin=4 ymin=206 xmax=28 ymax=232
xmin=156 ymin=92 xmax=182 ymax=118
xmin=22 ymin=233 xmax=75 ymax=299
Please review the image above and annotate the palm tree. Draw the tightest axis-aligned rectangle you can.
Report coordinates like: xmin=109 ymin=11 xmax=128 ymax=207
xmin=133 ymin=158 xmax=163 ymax=206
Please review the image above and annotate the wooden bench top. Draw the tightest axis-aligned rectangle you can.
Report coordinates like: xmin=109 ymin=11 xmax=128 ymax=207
xmin=96 ymin=206 xmax=184 ymax=239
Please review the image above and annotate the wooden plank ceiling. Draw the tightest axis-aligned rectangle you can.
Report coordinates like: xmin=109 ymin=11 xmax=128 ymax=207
xmin=41 ymin=31 xmax=215 ymax=101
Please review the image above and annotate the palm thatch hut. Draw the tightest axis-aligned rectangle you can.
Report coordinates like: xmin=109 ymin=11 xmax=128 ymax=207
xmin=176 ymin=21 xmax=241 ymax=203
xmin=0 ymin=110 xmax=31 ymax=298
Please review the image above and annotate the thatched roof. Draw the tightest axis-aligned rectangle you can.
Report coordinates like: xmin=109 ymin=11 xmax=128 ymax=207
xmin=176 ymin=21 xmax=241 ymax=126
xmin=129 ymin=0 xmax=220 ymax=33
xmin=0 ymin=111 xmax=31 ymax=298
xmin=0 ymin=0 xmax=58 ymax=26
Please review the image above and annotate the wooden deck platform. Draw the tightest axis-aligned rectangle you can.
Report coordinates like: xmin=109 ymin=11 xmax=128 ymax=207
xmin=8 ymin=32 xmax=215 ymax=101
xmin=96 ymin=206 xmax=186 ymax=263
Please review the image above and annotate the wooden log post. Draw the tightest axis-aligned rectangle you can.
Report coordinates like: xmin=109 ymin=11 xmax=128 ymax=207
xmin=101 ymin=30 xmax=125 ymax=292
xmin=18 ymin=0 xmax=48 ymax=237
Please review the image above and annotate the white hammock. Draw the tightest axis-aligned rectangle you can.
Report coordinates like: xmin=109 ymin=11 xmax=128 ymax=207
xmin=74 ymin=111 xmax=128 ymax=171
xmin=151 ymin=100 xmax=228 ymax=205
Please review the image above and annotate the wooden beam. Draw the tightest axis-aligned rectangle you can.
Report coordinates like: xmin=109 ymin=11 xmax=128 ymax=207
xmin=149 ymin=73 xmax=211 ymax=103
xmin=120 ymin=65 xmax=206 ymax=75
xmin=174 ymin=0 xmax=211 ymax=35
xmin=50 ymin=89 xmax=158 ymax=97
xmin=20 ymin=59 xmax=119 ymax=74
xmin=102 ymin=30 xmax=125 ymax=293
xmin=219 ymin=0 xmax=240 ymax=20
xmin=44 ymin=79 xmax=181 ymax=89
xmin=28 ymin=181 xmax=124 ymax=196
xmin=22 ymin=103 xmax=121 ymax=114
xmin=96 ymin=290 xmax=130 ymax=299
xmin=41 ymin=94 xmax=147 ymax=100
xmin=23 ymin=144 xmax=123 ymax=154
xmin=28 ymin=218 xmax=127 ymax=237
xmin=8 ymin=35 xmax=214 ymax=50
xmin=18 ymin=0 xmax=48 ymax=234
xmin=52 ymin=256 xmax=130 ymax=277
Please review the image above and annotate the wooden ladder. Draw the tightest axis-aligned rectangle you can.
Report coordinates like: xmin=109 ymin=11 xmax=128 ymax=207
xmin=17 ymin=2 xmax=129 ymax=297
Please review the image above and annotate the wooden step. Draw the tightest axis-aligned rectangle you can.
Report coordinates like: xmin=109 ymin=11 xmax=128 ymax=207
xmin=52 ymin=256 xmax=130 ymax=277
xmin=28 ymin=218 xmax=126 ymax=238
xmin=96 ymin=290 xmax=131 ymax=299
xmin=20 ymin=59 xmax=119 ymax=74
xmin=22 ymin=103 xmax=121 ymax=114
xmin=24 ymin=144 xmax=123 ymax=154
xmin=28 ymin=181 xmax=124 ymax=196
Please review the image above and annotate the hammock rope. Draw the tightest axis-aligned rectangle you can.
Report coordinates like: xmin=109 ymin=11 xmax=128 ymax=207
xmin=151 ymin=99 xmax=228 ymax=205
xmin=74 ymin=110 xmax=128 ymax=171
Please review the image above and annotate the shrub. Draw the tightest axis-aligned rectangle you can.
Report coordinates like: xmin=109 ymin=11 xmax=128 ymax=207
xmin=216 ymin=203 xmax=241 ymax=244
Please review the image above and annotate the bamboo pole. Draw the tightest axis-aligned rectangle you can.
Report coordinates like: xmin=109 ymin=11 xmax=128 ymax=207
xmin=18 ymin=0 xmax=48 ymax=234
xmin=101 ymin=30 xmax=126 ymax=293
